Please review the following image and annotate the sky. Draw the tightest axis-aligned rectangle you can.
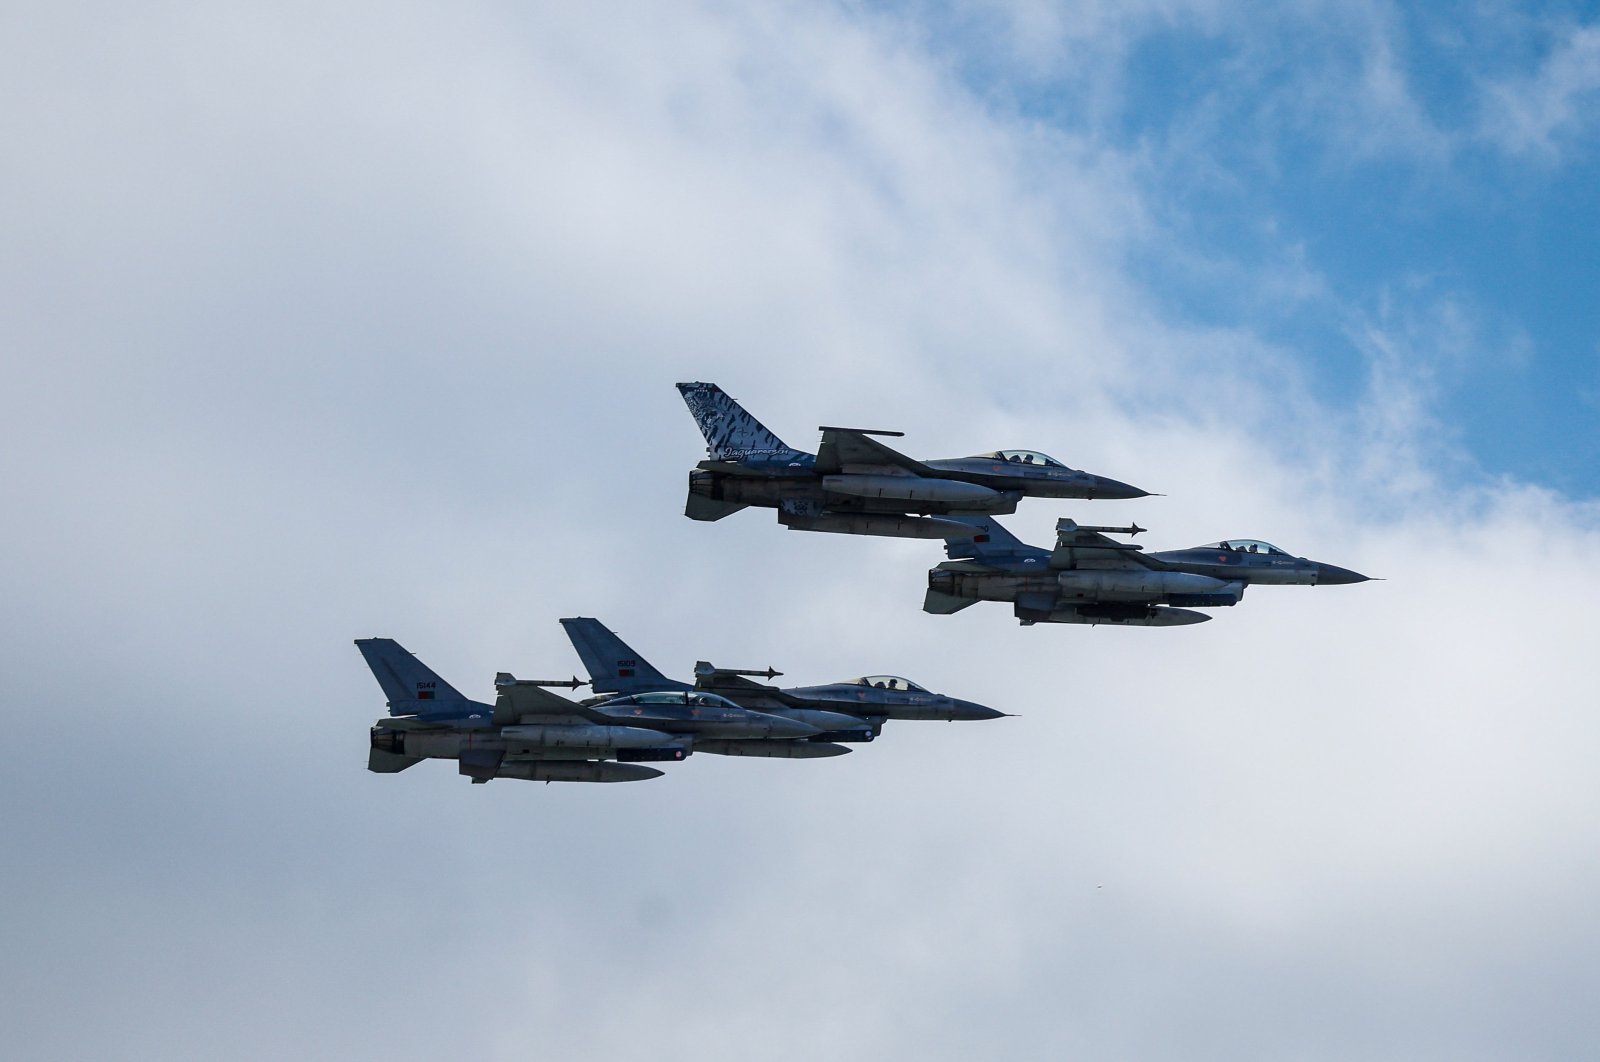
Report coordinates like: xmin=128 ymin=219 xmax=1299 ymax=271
xmin=3 ymin=2 xmax=1599 ymax=1059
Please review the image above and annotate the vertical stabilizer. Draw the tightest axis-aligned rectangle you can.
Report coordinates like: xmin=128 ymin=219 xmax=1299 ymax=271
xmin=676 ymin=382 xmax=810 ymax=464
xmin=559 ymin=618 xmax=690 ymax=695
xmin=940 ymin=516 xmax=1047 ymax=566
xmin=355 ymin=638 xmax=476 ymax=716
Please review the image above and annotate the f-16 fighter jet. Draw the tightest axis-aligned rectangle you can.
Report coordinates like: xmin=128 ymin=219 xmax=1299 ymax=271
xmin=677 ymin=381 xmax=1148 ymax=539
xmin=560 ymin=617 xmax=1008 ymax=746
xmin=925 ymin=517 xmax=1371 ymax=627
xmin=357 ymin=638 xmax=825 ymax=783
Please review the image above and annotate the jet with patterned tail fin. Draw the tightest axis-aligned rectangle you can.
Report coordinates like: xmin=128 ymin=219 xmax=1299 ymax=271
xmin=677 ymin=381 xmax=1149 ymax=539
xmin=356 ymin=638 xmax=825 ymax=783
xmin=925 ymin=517 xmax=1371 ymax=626
xmin=560 ymin=618 xmax=1008 ymax=746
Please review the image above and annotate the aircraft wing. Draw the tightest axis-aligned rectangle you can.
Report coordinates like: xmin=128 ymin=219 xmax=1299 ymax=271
xmin=1050 ymin=519 xmax=1175 ymax=571
xmin=492 ymin=674 xmax=597 ymax=726
xmin=815 ymin=427 xmax=935 ymax=476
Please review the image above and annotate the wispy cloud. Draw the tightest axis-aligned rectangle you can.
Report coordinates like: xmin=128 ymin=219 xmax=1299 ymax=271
xmin=1478 ymin=21 xmax=1600 ymax=158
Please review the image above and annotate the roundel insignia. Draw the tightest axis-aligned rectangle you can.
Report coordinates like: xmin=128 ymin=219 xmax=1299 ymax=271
xmin=1217 ymin=554 xmax=1228 ymax=562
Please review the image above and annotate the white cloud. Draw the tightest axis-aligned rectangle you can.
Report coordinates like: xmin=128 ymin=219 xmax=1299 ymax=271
xmin=3 ymin=2 xmax=1599 ymax=1060
xmin=1479 ymin=21 xmax=1600 ymax=157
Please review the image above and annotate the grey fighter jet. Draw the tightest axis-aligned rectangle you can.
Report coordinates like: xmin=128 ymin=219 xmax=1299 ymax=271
xmin=357 ymin=638 xmax=826 ymax=783
xmin=560 ymin=618 xmax=1007 ymax=746
xmin=925 ymin=517 xmax=1371 ymax=627
xmin=678 ymin=381 xmax=1148 ymax=539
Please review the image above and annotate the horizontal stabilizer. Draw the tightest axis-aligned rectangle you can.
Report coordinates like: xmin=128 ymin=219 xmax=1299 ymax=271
xmin=368 ymin=748 xmax=423 ymax=773
xmin=685 ymin=492 xmax=748 ymax=522
xmin=923 ymin=588 xmax=980 ymax=615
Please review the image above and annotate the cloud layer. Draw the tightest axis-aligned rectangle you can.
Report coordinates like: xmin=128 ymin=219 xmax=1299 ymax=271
xmin=4 ymin=3 xmax=1598 ymax=1059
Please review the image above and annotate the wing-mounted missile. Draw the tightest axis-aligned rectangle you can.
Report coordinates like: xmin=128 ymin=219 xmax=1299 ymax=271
xmin=816 ymin=425 xmax=905 ymax=438
xmin=1052 ymin=518 xmax=1174 ymax=571
xmin=492 ymin=673 xmax=596 ymax=726
xmin=691 ymin=661 xmax=793 ymax=707
xmin=694 ymin=661 xmax=783 ymax=680
xmin=1056 ymin=518 xmax=1147 ymax=539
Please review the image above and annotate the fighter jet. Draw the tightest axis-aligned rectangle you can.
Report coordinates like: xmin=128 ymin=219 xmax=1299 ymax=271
xmin=925 ymin=517 xmax=1371 ymax=626
xmin=357 ymin=638 xmax=827 ymax=783
xmin=678 ymin=381 xmax=1149 ymax=539
xmin=560 ymin=617 xmax=1008 ymax=745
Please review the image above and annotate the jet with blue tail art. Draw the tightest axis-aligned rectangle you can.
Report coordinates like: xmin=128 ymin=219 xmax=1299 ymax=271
xmin=677 ymin=381 xmax=1149 ymax=539
xmin=356 ymin=638 xmax=826 ymax=783
xmin=560 ymin=617 xmax=1008 ymax=747
xmin=925 ymin=517 xmax=1371 ymax=627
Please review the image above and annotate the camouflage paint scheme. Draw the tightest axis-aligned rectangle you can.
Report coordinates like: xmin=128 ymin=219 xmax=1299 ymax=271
xmin=678 ymin=381 xmax=1149 ymax=539
xmin=356 ymin=639 xmax=834 ymax=784
xmin=925 ymin=517 xmax=1371 ymax=627
xmin=560 ymin=617 xmax=1008 ymax=740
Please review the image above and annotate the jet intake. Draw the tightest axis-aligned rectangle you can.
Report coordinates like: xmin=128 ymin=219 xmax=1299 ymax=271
xmin=617 ymin=746 xmax=691 ymax=763
xmin=811 ymin=728 xmax=876 ymax=743
xmin=1166 ymin=592 xmax=1241 ymax=607
xmin=822 ymin=474 xmax=1001 ymax=506
xmin=779 ymin=708 xmax=873 ymax=732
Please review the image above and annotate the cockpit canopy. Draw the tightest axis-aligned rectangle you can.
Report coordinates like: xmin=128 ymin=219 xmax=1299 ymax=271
xmin=1202 ymin=539 xmax=1290 ymax=556
xmin=622 ymin=691 xmax=741 ymax=709
xmin=974 ymin=449 xmax=1070 ymax=469
xmin=850 ymin=675 xmax=927 ymax=692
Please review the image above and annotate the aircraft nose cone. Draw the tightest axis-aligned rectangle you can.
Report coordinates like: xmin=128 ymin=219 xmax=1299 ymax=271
xmin=1314 ymin=563 xmax=1370 ymax=585
xmin=951 ymin=699 xmax=1007 ymax=721
xmin=1090 ymin=476 xmax=1150 ymax=500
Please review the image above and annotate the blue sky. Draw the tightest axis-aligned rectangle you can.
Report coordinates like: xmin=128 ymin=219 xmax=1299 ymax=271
xmin=896 ymin=1 xmax=1600 ymax=495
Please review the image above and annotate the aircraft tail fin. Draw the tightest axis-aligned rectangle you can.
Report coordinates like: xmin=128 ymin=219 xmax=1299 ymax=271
xmin=559 ymin=618 xmax=689 ymax=695
xmin=676 ymin=382 xmax=809 ymax=463
xmin=940 ymin=516 xmax=1043 ymax=564
xmin=355 ymin=638 xmax=474 ymax=717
